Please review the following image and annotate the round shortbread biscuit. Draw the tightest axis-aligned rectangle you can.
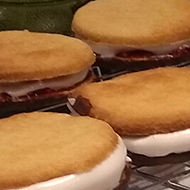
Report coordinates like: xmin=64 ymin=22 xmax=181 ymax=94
xmin=71 ymin=67 xmax=190 ymax=136
xmin=0 ymin=112 xmax=118 ymax=189
xmin=72 ymin=0 xmax=190 ymax=46
xmin=0 ymin=31 xmax=95 ymax=82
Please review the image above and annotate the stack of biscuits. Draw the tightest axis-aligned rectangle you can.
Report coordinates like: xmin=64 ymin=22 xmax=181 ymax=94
xmin=1 ymin=0 xmax=190 ymax=189
xmin=0 ymin=29 xmax=131 ymax=190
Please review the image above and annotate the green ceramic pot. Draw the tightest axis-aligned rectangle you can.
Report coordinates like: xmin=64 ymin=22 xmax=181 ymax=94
xmin=0 ymin=0 xmax=91 ymax=35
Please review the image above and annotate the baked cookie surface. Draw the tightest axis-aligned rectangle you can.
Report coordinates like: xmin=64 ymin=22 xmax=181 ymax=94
xmin=0 ymin=31 xmax=95 ymax=82
xmin=71 ymin=67 xmax=190 ymax=136
xmin=72 ymin=0 xmax=190 ymax=46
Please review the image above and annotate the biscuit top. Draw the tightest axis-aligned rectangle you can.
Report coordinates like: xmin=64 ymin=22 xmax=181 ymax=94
xmin=72 ymin=0 xmax=190 ymax=46
xmin=0 ymin=31 xmax=95 ymax=82
xmin=71 ymin=67 xmax=190 ymax=136
xmin=0 ymin=112 xmax=118 ymax=189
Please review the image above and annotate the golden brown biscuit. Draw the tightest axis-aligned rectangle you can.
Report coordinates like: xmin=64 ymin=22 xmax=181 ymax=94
xmin=0 ymin=31 xmax=95 ymax=82
xmin=70 ymin=67 xmax=190 ymax=136
xmin=0 ymin=31 xmax=95 ymax=117
xmin=0 ymin=112 xmax=118 ymax=189
xmin=72 ymin=0 xmax=190 ymax=46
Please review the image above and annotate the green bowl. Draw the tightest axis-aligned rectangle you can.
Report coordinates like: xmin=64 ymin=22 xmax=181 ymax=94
xmin=0 ymin=0 xmax=92 ymax=35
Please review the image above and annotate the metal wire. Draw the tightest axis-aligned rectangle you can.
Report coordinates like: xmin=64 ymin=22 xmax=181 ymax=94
xmin=128 ymin=162 xmax=190 ymax=190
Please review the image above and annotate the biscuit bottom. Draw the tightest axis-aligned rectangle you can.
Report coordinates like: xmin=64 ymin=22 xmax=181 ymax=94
xmin=95 ymin=47 xmax=190 ymax=75
xmin=0 ymin=72 xmax=94 ymax=118
xmin=128 ymin=151 xmax=190 ymax=167
xmin=113 ymin=163 xmax=131 ymax=190
xmin=0 ymin=95 xmax=68 ymax=118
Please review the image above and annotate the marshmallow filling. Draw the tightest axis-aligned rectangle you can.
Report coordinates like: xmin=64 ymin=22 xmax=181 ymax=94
xmin=80 ymin=38 xmax=190 ymax=59
xmin=123 ymin=129 xmax=190 ymax=157
xmin=0 ymin=69 xmax=89 ymax=100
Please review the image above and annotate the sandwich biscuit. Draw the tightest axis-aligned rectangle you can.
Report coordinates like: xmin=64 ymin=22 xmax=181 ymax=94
xmin=72 ymin=0 xmax=190 ymax=73
xmin=69 ymin=67 xmax=190 ymax=165
xmin=0 ymin=112 xmax=130 ymax=189
xmin=0 ymin=31 xmax=95 ymax=117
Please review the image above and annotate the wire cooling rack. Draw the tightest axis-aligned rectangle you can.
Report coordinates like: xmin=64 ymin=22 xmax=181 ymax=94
xmin=37 ymin=63 xmax=190 ymax=190
xmin=128 ymin=161 xmax=190 ymax=190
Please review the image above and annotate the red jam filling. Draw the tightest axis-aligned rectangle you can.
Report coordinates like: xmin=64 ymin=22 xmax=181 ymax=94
xmin=97 ymin=45 xmax=190 ymax=60
xmin=116 ymin=50 xmax=154 ymax=59
xmin=0 ymin=88 xmax=60 ymax=102
xmin=0 ymin=71 xmax=92 ymax=102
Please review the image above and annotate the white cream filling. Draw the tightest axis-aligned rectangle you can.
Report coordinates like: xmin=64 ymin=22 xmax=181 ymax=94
xmin=0 ymin=69 xmax=89 ymax=98
xmin=14 ymin=136 xmax=127 ymax=190
xmin=123 ymin=129 xmax=190 ymax=157
xmin=81 ymin=39 xmax=190 ymax=58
